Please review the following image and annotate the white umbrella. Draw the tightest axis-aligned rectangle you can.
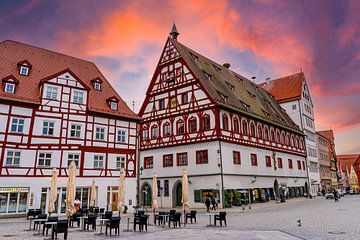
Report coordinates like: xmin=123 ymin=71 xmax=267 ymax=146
xmin=152 ymin=173 xmax=158 ymax=209
xmin=66 ymin=161 xmax=77 ymax=217
xmin=90 ymin=180 xmax=96 ymax=207
xmin=118 ymin=168 xmax=126 ymax=214
xmin=48 ymin=168 xmax=58 ymax=214
xmin=182 ymin=169 xmax=190 ymax=226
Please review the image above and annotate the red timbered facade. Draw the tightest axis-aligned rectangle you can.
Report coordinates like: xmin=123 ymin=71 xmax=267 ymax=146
xmin=139 ymin=25 xmax=308 ymax=208
xmin=0 ymin=40 xmax=139 ymax=215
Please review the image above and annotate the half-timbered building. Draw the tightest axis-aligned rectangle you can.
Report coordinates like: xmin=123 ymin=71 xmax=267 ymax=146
xmin=138 ymin=25 xmax=308 ymax=208
xmin=0 ymin=40 xmax=139 ymax=215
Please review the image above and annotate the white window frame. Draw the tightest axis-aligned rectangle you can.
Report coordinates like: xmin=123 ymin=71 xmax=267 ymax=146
xmin=94 ymin=155 xmax=104 ymax=169
xmin=73 ymin=90 xmax=84 ymax=104
xmin=70 ymin=124 xmax=81 ymax=138
xmin=95 ymin=127 xmax=105 ymax=140
xmin=46 ymin=86 xmax=58 ymax=100
xmin=68 ymin=153 xmax=80 ymax=167
xmin=38 ymin=152 xmax=52 ymax=167
xmin=19 ymin=66 xmax=29 ymax=76
xmin=110 ymin=101 xmax=118 ymax=110
xmin=116 ymin=156 xmax=126 ymax=169
xmin=94 ymin=82 xmax=101 ymax=91
xmin=117 ymin=129 xmax=127 ymax=143
xmin=5 ymin=151 xmax=21 ymax=165
xmin=10 ymin=118 xmax=25 ymax=133
xmin=42 ymin=121 xmax=55 ymax=135
xmin=4 ymin=82 xmax=15 ymax=93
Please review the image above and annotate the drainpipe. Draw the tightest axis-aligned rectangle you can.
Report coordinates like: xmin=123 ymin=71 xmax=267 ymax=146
xmin=136 ymin=130 xmax=141 ymax=208
xmin=218 ymin=140 xmax=225 ymax=208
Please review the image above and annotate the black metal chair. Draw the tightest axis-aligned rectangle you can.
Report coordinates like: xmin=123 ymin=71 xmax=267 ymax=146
xmin=99 ymin=208 xmax=105 ymax=214
xmin=54 ymin=220 xmax=68 ymax=240
xmin=43 ymin=216 xmax=58 ymax=235
xmin=33 ymin=214 xmax=47 ymax=230
xmin=139 ymin=215 xmax=148 ymax=232
xmin=168 ymin=212 xmax=181 ymax=228
xmin=186 ymin=210 xmax=197 ymax=224
xmin=70 ymin=211 xmax=81 ymax=227
xmin=102 ymin=211 xmax=113 ymax=220
xmin=155 ymin=211 xmax=166 ymax=225
xmin=84 ymin=214 xmax=97 ymax=231
xmin=138 ymin=210 xmax=145 ymax=215
xmin=106 ymin=217 xmax=121 ymax=235
xmin=26 ymin=209 xmax=35 ymax=219
xmin=214 ymin=212 xmax=227 ymax=226
xmin=94 ymin=207 xmax=99 ymax=215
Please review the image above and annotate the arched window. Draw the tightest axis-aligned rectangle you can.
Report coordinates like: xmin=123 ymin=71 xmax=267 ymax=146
xmin=271 ymin=130 xmax=275 ymax=142
xmin=285 ymin=135 xmax=290 ymax=145
xmin=257 ymin=125 xmax=262 ymax=139
xmin=250 ymin=123 xmax=256 ymax=137
xmin=151 ymin=125 xmax=158 ymax=139
xmin=201 ymin=115 xmax=210 ymax=131
xmin=277 ymin=131 xmax=280 ymax=143
xmin=233 ymin=118 xmax=239 ymax=133
xmin=300 ymin=139 xmax=304 ymax=149
xmin=222 ymin=114 xmax=229 ymax=131
xmin=290 ymin=136 xmax=294 ymax=147
xmin=295 ymin=138 xmax=299 ymax=148
xmin=242 ymin=120 xmax=248 ymax=135
xmin=176 ymin=120 xmax=184 ymax=135
xmin=163 ymin=122 xmax=171 ymax=137
xmin=264 ymin=128 xmax=269 ymax=140
xmin=142 ymin=127 xmax=149 ymax=140
xmin=281 ymin=133 xmax=285 ymax=144
xmin=188 ymin=117 xmax=197 ymax=133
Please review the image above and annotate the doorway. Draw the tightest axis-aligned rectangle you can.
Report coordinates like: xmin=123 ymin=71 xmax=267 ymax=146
xmin=172 ymin=181 xmax=182 ymax=207
xmin=141 ymin=183 xmax=152 ymax=207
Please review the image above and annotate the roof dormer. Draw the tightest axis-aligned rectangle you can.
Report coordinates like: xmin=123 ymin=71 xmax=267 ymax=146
xmin=2 ymin=75 xmax=19 ymax=94
xmin=17 ymin=60 xmax=32 ymax=76
xmin=107 ymin=96 xmax=119 ymax=110
xmin=91 ymin=78 xmax=103 ymax=91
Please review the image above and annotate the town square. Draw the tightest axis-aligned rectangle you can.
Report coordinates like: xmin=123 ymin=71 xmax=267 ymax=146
xmin=0 ymin=0 xmax=359 ymax=239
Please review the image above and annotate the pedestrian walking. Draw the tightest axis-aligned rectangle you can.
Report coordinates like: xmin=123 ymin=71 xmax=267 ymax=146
xmin=211 ymin=196 xmax=217 ymax=210
xmin=205 ymin=196 xmax=210 ymax=212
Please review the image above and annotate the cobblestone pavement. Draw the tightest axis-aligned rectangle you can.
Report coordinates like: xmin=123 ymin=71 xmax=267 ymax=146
xmin=1 ymin=195 xmax=359 ymax=240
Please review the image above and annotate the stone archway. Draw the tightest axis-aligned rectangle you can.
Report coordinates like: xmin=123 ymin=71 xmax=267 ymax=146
xmin=274 ymin=179 xmax=279 ymax=198
xmin=141 ymin=182 xmax=152 ymax=207
xmin=172 ymin=180 xmax=182 ymax=207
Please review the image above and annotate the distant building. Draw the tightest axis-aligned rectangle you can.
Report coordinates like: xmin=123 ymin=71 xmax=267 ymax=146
xmin=0 ymin=40 xmax=139 ymax=216
xmin=337 ymin=154 xmax=360 ymax=192
xmin=316 ymin=132 xmax=331 ymax=191
xmin=138 ymin=25 xmax=307 ymax=208
xmin=260 ymin=72 xmax=321 ymax=196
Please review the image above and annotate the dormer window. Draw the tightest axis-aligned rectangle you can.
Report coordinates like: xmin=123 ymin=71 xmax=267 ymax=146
xmin=91 ymin=78 xmax=103 ymax=91
xmin=107 ymin=96 xmax=119 ymax=111
xmin=110 ymin=101 xmax=118 ymax=110
xmin=5 ymin=83 xmax=15 ymax=93
xmin=213 ymin=64 xmax=222 ymax=73
xmin=217 ymin=91 xmax=228 ymax=102
xmin=203 ymin=71 xmax=212 ymax=81
xmin=2 ymin=75 xmax=19 ymax=94
xmin=17 ymin=60 xmax=32 ymax=76
xmin=19 ymin=66 xmax=29 ymax=76
xmin=189 ymin=52 xmax=198 ymax=62
xmin=226 ymin=82 xmax=235 ymax=91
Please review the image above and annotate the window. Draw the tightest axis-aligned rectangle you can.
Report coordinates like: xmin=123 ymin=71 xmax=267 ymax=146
xmin=242 ymin=121 xmax=248 ymax=135
xmin=11 ymin=118 xmax=25 ymax=133
xmin=233 ymin=118 xmax=239 ymax=133
xmin=251 ymin=154 xmax=258 ymax=166
xmin=142 ymin=128 xmax=149 ymax=140
xmin=73 ymin=91 xmax=84 ymax=104
xmin=68 ymin=154 xmax=80 ymax=167
xmin=288 ymin=159 xmax=293 ymax=169
xmin=94 ymin=82 xmax=101 ymax=91
xmin=151 ymin=125 xmax=158 ymax=139
xmin=181 ymin=93 xmax=188 ymax=104
xmin=116 ymin=156 xmax=126 ymax=169
xmin=6 ymin=151 xmax=20 ymax=165
xmin=201 ymin=115 xmax=210 ymax=131
xmin=297 ymin=160 xmax=302 ymax=170
xmin=177 ymin=153 xmax=188 ymax=166
xmin=159 ymin=99 xmax=165 ymax=110
xmin=163 ymin=154 xmax=173 ymax=167
xmin=110 ymin=101 xmax=118 ymax=110
xmin=292 ymin=104 xmax=297 ymax=110
xmin=38 ymin=153 xmax=52 ymax=167
xmin=144 ymin=157 xmax=153 ymax=169
xmin=222 ymin=115 xmax=229 ymax=130
xmin=117 ymin=129 xmax=127 ymax=143
xmin=189 ymin=118 xmax=197 ymax=133
xmin=94 ymin=155 xmax=104 ymax=168
xmin=281 ymin=133 xmax=285 ymax=144
xmin=250 ymin=123 xmax=255 ymax=137
xmin=277 ymin=158 xmax=283 ymax=168
xmin=271 ymin=130 xmax=275 ymax=142
xmin=233 ymin=151 xmax=241 ymax=165
xmin=70 ymin=124 xmax=81 ymax=138
xmin=257 ymin=126 xmax=262 ymax=139
xmin=5 ymin=83 xmax=15 ymax=93
xmin=19 ymin=66 xmax=29 ymax=76
xmin=176 ymin=120 xmax=184 ymax=135
xmin=265 ymin=156 xmax=271 ymax=167
xmin=264 ymin=128 xmax=269 ymax=140
xmin=164 ymin=180 xmax=169 ymax=197
xmin=46 ymin=86 xmax=58 ymax=100
xmin=163 ymin=123 xmax=171 ymax=137
xmin=42 ymin=121 xmax=54 ymax=135
xmin=196 ymin=150 xmax=208 ymax=164
xmin=95 ymin=127 xmax=105 ymax=140
xmin=302 ymin=161 xmax=306 ymax=170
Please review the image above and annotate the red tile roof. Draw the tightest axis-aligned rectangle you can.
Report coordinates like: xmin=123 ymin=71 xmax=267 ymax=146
xmin=0 ymin=40 xmax=139 ymax=120
xmin=259 ymin=72 xmax=304 ymax=103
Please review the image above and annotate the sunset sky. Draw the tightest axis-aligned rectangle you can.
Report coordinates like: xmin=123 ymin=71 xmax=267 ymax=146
xmin=1 ymin=0 xmax=359 ymax=154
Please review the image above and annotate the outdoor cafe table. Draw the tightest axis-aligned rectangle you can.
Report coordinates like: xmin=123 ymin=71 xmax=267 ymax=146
xmin=158 ymin=213 xmax=168 ymax=228
xmin=204 ymin=213 xmax=216 ymax=227
xmin=78 ymin=216 xmax=88 ymax=231
xmin=33 ymin=219 xmax=47 ymax=235
xmin=25 ymin=216 xmax=35 ymax=231
xmin=123 ymin=216 xmax=132 ymax=232
xmin=43 ymin=222 xmax=57 ymax=240
xmin=95 ymin=218 xmax=109 ymax=235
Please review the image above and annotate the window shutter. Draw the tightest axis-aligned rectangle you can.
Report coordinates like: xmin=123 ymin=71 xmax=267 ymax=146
xmin=194 ymin=190 xmax=201 ymax=202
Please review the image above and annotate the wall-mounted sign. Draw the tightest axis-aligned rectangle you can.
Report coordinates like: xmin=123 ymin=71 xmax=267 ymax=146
xmin=0 ymin=187 xmax=29 ymax=193
xmin=170 ymin=97 xmax=177 ymax=108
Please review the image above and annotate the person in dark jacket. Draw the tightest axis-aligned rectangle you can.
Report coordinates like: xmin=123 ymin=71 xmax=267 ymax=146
xmin=205 ymin=197 xmax=210 ymax=212
xmin=211 ymin=196 xmax=217 ymax=210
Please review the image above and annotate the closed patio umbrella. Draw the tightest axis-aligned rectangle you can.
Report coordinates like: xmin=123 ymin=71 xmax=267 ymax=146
xmin=182 ymin=169 xmax=190 ymax=226
xmin=118 ymin=168 xmax=126 ymax=215
xmin=152 ymin=173 xmax=158 ymax=225
xmin=66 ymin=161 xmax=77 ymax=217
xmin=48 ymin=168 xmax=58 ymax=214
xmin=90 ymin=179 xmax=97 ymax=208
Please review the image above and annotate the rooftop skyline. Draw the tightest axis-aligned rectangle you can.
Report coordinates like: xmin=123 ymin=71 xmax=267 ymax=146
xmin=1 ymin=0 xmax=359 ymax=154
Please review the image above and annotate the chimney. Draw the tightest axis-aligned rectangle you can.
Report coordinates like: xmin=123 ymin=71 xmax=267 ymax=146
xmin=223 ymin=63 xmax=230 ymax=68
xmin=266 ymin=77 xmax=270 ymax=85
xmin=251 ymin=77 xmax=256 ymax=83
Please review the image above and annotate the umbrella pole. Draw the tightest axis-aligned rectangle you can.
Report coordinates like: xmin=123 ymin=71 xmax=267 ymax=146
xmin=184 ymin=209 xmax=186 ymax=227
xmin=153 ymin=208 xmax=156 ymax=225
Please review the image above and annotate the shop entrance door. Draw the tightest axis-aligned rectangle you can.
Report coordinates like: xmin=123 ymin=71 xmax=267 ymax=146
xmin=112 ymin=192 xmax=118 ymax=211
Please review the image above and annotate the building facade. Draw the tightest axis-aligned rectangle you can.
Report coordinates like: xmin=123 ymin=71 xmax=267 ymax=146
xmin=316 ymin=132 xmax=331 ymax=192
xmin=138 ymin=26 xmax=308 ymax=209
xmin=260 ymin=73 xmax=321 ymax=196
xmin=0 ymin=40 xmax=139 ymax=216
xmin=337 ymin=154 xmax=360 ymax=192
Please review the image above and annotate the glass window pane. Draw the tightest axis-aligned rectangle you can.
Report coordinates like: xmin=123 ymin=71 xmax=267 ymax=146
xmin=0 ymin=193 xmax=8 ymax=213
xmin=18 ymin=192 xmax=27 ymax=212
xmin=8 ymin=193 xmax=18 ymax=213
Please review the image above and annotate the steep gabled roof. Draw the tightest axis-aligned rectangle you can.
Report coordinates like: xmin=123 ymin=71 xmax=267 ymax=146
xmin=0 ymin=40 xmax=139 ymax=120
xmin=169 ymin=38 xmax=302 ymax=133
xmin=259 ymin=72 xmax=304 ymax=103
xmin=337 ymin=154 xmax=360 ymax=173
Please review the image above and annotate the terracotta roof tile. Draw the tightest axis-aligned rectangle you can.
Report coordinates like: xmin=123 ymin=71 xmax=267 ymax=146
xmin=0 ymin=40 xmax=139 ymax=120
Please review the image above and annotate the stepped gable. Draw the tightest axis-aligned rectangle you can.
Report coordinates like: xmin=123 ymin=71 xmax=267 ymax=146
xmin=0 ymin=40 xmax=139 ymax=119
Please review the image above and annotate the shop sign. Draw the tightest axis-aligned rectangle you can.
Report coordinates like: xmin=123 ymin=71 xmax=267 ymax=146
xmin=0 ymin=187 xmax=29 ymax=193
